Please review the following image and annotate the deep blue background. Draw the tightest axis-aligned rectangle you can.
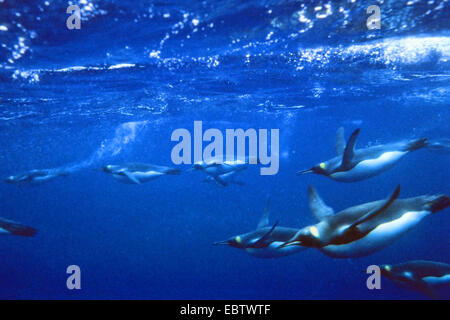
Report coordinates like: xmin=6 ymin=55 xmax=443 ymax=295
xmin=0 ymin=0 xmax=449 ymax=299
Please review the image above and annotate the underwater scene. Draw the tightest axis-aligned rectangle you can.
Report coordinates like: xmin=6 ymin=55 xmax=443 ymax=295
xmin=0 ymin=0 xmax=449 ymax=300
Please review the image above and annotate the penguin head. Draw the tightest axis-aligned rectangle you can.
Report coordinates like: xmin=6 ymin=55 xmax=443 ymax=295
xmin=214 ymin=230 xmax=277 ymax=250
xmin=380 ymin=264 xmax=393 ymax=278
xmin=96 ymin=165 xmax=115 ymax=173
xmin=213 ymin=234 xmax=249 ymax=249
xmin=278 ymin=225 xmax=321 ymax=249
xmin=380 ymin=264 xmax=415 ymax=286
xmin=3 ymin=175 xmax=16 ymax=183
xmin=297 ymin=161 xmax=331 ymax=176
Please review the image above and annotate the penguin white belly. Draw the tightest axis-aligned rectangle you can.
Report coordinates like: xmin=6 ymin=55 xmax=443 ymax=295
xmin=423 ymin=274 xmax=450 ymax=286
xmin=205 ymin=162 xmax=245 ymax=175
xmin=0 ymin=227 xmax=10 ymax=234
xmin=331 ymin=151 xmax=407 ymax=182
xmin=321 ymin=210 xmax=430 ymax=258
xmin=133 ymin=171 xmax=164 ymax=183
xmin=205 ymin=164 xmax=245 ymax=176
xmin=112 ymin=171 xmax=163 ymax=184
xmin=33 ymin=175 xmax=54 ymax=182
xmin=245 ymin=241 xmax=306 ymax=258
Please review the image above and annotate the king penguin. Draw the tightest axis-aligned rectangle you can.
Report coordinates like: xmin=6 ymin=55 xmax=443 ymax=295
xmin=213 ymin=198 xmax=307 ymax=258
xmin=96 ymin=163 xmax=181 ymax=184
xmin=279 ymin=185 xmax=450 ymax=258
xmin=192 ymin=156 xmax=253 ymax=186
xmin=297 ymin=127 xmax=434 ymax=182
xmin=203 ymin=171 xmax=245 ymax=187
xmin=381 ymin=260 xmax=450 ymax=299
xmin=0 ymin=217 xmax=37 ymax=237
xmin=4 ymin=168 xmax=69 ymax=186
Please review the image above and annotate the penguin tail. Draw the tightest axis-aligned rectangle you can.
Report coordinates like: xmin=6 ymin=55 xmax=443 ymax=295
xmin=406 ymin=138 xmax=428 ymax=152
xmin=0 ymin=218 xmax=37 ymax=237
xmin=426 ymin=195 xmax=450 ymax=213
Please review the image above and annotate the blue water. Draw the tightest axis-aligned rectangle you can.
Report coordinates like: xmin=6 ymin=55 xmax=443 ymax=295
xmin=0 ymin=0 xmax=449 ymax=299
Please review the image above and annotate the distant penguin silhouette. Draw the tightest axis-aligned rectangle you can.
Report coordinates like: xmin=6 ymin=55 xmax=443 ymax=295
xmin=279 ymin=186 xmax=450 ymax=258
xmin=0 ymin=217 xmax=37 ymax=237
xmin=381 ymin=260 xmax=450 ymax=299
xmin=3 ymin=168 xmax=69 ymax=186
xmin=96 ymin=163 xmax=180 ymax=184
xmin=192 ymin=156 xmax=254 ymax=186
xmin=213 ymin=198 xmax=307 ymax=258
xmin=203 ymin=171 xmax=245 ymax=187
xmin=297 ymin=127 xmax=445 ymax=182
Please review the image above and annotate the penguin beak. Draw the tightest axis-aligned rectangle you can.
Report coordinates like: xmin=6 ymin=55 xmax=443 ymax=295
xmin=277 ymin=240 xmax=302 ymax=249
xmin=213 ymin=240 xmax=230 ymax=246
xmin=296 ymin=168 xmax=314 ymax=175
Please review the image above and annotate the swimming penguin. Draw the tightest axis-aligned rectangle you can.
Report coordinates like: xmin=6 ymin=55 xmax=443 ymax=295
xmin=96 ymin=163 xmax=181 ymax=184
xmin=297 ymin=127 xmax=434 ymax=182
xmin=0 ymin=217 xmax=37 ymax=237
xmin=192 ymin=156 xmax=253 ymax=186
xmin=279 ymin=185 xmax=450 ymax=258
xmin=203 ymin=171 xmax=245 ymax=187
xmin=3 ymin=168 xmax=69 ymax=186
xmin=381 ymin=260 xmax=450 ymax=299
xmin=213 ymin=198 xmax=307 ymax=258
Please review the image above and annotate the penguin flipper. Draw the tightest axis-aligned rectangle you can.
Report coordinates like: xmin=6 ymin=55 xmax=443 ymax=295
xmin=347 ymin=185 xmax=401 ymax=230
xmin=249 ymin=221 xmax=279 ymax=249
xmin=308 ymin=185 xmax=334 ymax=221
xmin=335 ymin=127 xmax=345 ymax=156
xmin=212 ymin=175 xmax=228 ymax=187
xmin=340 ymin=128 xmax=360 ymax=170
xmin=142 ymin=164 xmax=181 ymax=175
xmin=256 ymin=197 xmax=271 ymax=229
xmin=121 ymin=171 xmax=141 ymax=184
